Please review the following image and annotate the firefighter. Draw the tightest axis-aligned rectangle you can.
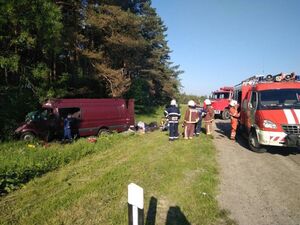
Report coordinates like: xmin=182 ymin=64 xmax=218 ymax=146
xmin=229 ymin=100 xmax=240 ymax=140
xmin=183 ymin=100 xmax=199 ymax=139
xmin=164 ymin=99 xmax=181 ymax=141
xmin=203 ymin=99 xmax=215 ymax=135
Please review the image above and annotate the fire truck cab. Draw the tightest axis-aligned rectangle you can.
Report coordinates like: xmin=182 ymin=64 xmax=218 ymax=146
xmin=234 ymin=73 xmax=300 ymax=152
xmin=210 ymin=87 xmax=233 ymax=120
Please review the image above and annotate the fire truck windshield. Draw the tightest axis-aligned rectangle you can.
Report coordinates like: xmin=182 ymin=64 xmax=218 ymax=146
xmin=259 ymin=89 xmax=300 ymax=109
xmin=213 ymin=92 xmax=230 ymax=99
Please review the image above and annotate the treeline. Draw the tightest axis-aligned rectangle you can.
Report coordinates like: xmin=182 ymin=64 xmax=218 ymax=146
xmin=178 ymin=93 xmax=207 ymax=105
xmin=0 ymin=0 xmax=182 ymax=139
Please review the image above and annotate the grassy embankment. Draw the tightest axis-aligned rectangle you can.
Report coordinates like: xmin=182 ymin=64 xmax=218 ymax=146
xmin=0 ymin=107 xmax=234 ymax=225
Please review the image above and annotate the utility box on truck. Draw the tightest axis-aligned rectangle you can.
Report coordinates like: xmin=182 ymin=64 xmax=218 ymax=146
xmin=15 ymin=99 xmax=135 ymax=141
xmin=210 ymin=87 xmax=233 ymax=120
xmin=234 ymin=73 xmax=300 ymax=152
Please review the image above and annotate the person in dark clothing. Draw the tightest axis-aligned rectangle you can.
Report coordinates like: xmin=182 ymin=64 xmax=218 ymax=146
xmin=63 ymin=114 xmax=73 ymax=140
xmin=195 ymin=104 xmax=205 ymax=136
xmin=164 ymin=99 xmax=181 ymax=141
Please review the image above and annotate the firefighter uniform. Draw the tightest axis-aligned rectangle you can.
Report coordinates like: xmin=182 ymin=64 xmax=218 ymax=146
xmin=165 ymin=100 xmax=181 ymax=141
xmin=203 ymin=99 xmax=215 ymax=135
xmin=184 ymin=100 xmax=199 ymax=139
xmin=229 ymin=100 xmax=240 ymax=140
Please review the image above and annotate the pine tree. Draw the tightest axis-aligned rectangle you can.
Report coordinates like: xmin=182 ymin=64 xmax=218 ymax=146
xmin=82 ymin=3 xmax=147 ymax=97
xmin=126 ymin=0 xmax=182 ymax=106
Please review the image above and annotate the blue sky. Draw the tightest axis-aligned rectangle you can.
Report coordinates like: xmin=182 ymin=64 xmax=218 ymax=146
xmin=151 ymin=0 xmax=300 ymax=96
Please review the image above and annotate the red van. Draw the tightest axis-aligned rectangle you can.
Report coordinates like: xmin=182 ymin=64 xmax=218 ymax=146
xmin=15 ymin=99 xmax=135 ymax=141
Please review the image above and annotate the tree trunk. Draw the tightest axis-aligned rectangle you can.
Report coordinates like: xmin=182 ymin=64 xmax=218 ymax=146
xmin=4 ymin=67 xmax=8 ymax=85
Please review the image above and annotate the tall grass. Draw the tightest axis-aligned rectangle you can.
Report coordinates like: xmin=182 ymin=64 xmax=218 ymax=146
xmin=0 ymin=135 xmax=127 ymax=194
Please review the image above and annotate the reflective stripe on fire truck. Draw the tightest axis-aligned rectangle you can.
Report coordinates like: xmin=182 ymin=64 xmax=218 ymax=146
xmin=283 ymin=109 xmax=300 ymax=124
xmin=284 ymin=109 xmax=296 ymax=124
xmin=256 ymin=129 xmax=286 ymax=147
xmin=269 ymin=136 xmax=285 ymax=142
xmin=294 ymin=109 xmax=300 ymax=123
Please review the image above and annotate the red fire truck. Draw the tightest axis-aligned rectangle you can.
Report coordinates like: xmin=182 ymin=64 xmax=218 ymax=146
xmin=234 ymin=73 xmax=300 ymax=152
xmin=210 ymin=87 xmax=233 ymax=120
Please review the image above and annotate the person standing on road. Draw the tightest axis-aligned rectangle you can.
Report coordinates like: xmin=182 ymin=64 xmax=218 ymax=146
xmin=203 ymin=99 xmax=215 ymax=135
xmin=164 ymin=99 xmax=181 ymax=141
xmin=229 ymin=100 xmax=240 ymax=140
xmin=183 ymin=100 xmax=199 ymax=139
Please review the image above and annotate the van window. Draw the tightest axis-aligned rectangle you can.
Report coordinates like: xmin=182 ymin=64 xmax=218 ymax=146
xmin=26 ymin=108 xmax=53 ymax=122
xmin=58 ymin=108 xmax=81 ymax=119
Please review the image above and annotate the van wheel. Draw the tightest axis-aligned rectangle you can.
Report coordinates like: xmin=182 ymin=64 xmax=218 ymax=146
xmin=248 ymin=130 xmax=267 ymax=153
xmin=98 ymin=129 xmax=110 ymax=136
xmin=222 ymin=109 xmax=230 ymax=120
xmin=21 ymin=132 xmax=35 ymax=142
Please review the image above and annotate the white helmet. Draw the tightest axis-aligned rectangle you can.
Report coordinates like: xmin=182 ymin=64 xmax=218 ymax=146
xmin=170 ymin=99 xmax=177 ymax=106
xmin=229 ymin=100 xmax=238 ymax=107
xmin=188 ymin=100 xmax=195 ymax=107
xmin=204 ymin=99 xmax=211 ymax=105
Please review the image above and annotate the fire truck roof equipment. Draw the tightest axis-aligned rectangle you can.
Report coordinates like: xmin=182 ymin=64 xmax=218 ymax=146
xmin=235 ymin=73 xmax=299 ymax=87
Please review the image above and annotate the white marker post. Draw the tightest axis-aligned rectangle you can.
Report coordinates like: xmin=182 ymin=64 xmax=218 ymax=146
xmin=128 ymin=183 xmax=144 ymax=225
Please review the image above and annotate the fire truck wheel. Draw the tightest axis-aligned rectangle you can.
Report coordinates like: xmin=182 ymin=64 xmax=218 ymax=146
xmin=222 ymin=109 xmax=230 ymax=120
xmin=248 ymin=130 xmax=267 ymax=153
xmin=21 ymin=132 xmax=36 ymax=142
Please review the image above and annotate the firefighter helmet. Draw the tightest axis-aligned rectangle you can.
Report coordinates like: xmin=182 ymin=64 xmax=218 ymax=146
xmin=188 ymin=100 xmax=195 ymax=107
xmin=229 ymin=100 xmax=237 ymax=107
xmin=170 ymin=99 xmax=177 ymax=106
xmin=204 ymin=99 xmax=211 ymax=105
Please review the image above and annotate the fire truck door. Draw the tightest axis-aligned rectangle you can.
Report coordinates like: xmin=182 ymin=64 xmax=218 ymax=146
xmin=247 ymin=91 xmax=258 ymax=129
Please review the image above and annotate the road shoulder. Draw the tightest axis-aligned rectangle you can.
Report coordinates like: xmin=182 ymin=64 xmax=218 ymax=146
xmin=214 ymin=120 xmax=300 ymax=225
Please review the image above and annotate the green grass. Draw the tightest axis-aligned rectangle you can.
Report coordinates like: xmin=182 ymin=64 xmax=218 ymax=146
xmin=135 ymin=106 xmax=166 ymax=124
xmin=0 ymin=106 xmax=235 ymax=225
xmin=0 ymin=135 xmax=127 ymax=194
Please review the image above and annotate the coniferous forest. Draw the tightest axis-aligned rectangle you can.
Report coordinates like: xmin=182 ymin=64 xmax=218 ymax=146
xmin=0 ymin=0 xmax=182 ymax=139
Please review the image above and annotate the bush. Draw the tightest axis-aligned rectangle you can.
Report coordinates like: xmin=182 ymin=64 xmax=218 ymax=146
xmin=0 ymin=87 xmax=38 ymax=140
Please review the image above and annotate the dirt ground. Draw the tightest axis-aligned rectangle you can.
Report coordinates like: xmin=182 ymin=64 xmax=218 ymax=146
xmin=214 ymin=119 xmax=300 ymax=225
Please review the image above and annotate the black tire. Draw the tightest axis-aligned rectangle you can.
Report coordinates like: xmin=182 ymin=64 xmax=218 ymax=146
xmin=20 ymin=132 xmax=36 ymax=142
xmin=248 ymin=130 xmax=267 ymax=153
xmin=221 ymin=109 xmax=230 ymax=120
xmin=98 ymin=128 xmax=111 ymax=136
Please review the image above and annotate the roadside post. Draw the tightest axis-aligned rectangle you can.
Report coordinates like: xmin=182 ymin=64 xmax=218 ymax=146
xmin=128 ymin=183 xmax=144 ymax=225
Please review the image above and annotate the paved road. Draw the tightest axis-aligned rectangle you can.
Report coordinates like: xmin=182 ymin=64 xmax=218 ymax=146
xmin=214 ymin=119 xmax=300 ymax=225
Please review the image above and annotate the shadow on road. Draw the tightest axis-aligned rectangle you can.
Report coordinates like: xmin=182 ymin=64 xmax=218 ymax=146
xmin=215 ymin=120 xmax=300 ymax=156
